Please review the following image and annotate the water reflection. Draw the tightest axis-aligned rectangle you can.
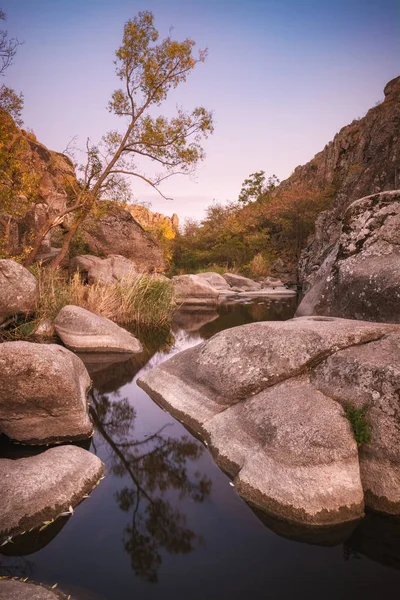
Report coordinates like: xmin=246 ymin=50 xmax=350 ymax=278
xmin=89 ymin=389 xmax=212 ymax=582
xmin=2 ymin=296 xmax=400 ymax=598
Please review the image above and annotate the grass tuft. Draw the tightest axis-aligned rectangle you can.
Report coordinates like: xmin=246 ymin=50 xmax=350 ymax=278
xmin=344 ymin=404 xmax=371 ymax=447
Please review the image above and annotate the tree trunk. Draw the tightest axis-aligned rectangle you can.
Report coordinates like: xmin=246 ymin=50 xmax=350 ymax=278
xmin=48 ymin=213 xmax=85 ymax=271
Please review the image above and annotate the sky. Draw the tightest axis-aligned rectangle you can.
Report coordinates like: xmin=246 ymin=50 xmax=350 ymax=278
xmin=1 ymin=0 xmax=399 ymax=223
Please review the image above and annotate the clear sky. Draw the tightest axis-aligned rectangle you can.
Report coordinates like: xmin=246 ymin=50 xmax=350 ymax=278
xmin=2 ymin=0 xmax=399 ymax=222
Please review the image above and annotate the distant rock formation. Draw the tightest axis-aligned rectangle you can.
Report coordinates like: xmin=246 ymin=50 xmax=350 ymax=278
xmin=128 ymin=204 xmax=179 ymax=232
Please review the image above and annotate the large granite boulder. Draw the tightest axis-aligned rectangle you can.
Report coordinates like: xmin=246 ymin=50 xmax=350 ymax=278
xmin=0 ymin=260 xmax=38 ymax=323
xmin=54 ymin=305 xmax=142 ymax=354
xmin=0 ymin=342 xmax=93 ymax=444
xmin=0 ymin=445 xmax=104 ymax=541
xmin=138 ymin=317 xmax=400 ymax=526
xmin=172 ymin=274 xmax=219 ymax=307
xmin=70 ymin=254 xmax=137 ymax=284
xmin=0 ymin=579 xmax=68 ymax=599
xmin=312 ymin=332 xmax=400 ymax=514
xmin=81 ymin=204 xmax=166 ymax=272
xmin=194 ymin=272 xmax=231 ymax=291
xmin=222 ymin=273 xmax=261 ymax=291
xmin=297 ymin=191 xmax=400 ymax=322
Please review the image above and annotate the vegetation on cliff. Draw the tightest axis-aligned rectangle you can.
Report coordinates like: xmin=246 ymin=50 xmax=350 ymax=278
xmin=173 ymin=174 xmax=335 ymax=278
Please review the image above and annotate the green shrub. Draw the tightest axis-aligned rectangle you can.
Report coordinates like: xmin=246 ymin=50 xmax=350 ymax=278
xmin=344 ymin=405 xmax=371 ymax=447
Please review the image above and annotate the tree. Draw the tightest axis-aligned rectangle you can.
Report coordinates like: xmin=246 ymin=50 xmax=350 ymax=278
xmin=23 ymin=11 xmax=213 ymax=269
xmin=0 ymin=10 xmax=23 ymax=124
xmin=238 ymin=171 xmax=279 ymax=204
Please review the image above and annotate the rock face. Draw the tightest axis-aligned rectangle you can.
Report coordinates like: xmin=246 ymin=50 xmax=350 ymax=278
xmin=0 ymin=579 xmax=68 ymax=600
xmin=0 ymin=341 xmax=93 ymax=444
xmin=297 ymin=76 xmax=400 ymax=290
xmin=138 ymin=316 xmax=400 ymax=525
xmin=70 ymin=254 xmax=137 ymax=284
xmin=296 ymin=191 xmax=400 ymax=322
xmin=223 ymin=273 xmax=261 ymax=291
xmin=0 ymin=114 xmax=77 ymax=258
xmin=0 ymin=260 xmax=38 ymax=323
xmin=54 ymin=305 xmax=142 ymax=354
xmin=82 ymin=204 xmax=166 ymax=272
xmin=0 ymin=445 xmax=104 ymax=540
xmin=172 ymin=274 xmax=220 ymax=307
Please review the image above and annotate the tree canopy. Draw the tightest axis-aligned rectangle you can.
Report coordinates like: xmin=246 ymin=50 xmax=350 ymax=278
xmin=29 ymin=10 xmax=214 ymax=268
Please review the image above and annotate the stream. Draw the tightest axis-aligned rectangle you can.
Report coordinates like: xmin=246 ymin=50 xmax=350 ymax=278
xmin=1 ymin=295 xmax=400 ymax=599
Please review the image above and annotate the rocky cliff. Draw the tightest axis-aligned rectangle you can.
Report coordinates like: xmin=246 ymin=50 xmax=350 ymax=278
xmin=0 ymin=115 xmax=166 ymax=271
xmin=287 ymin=76 xmax=400 ymax=291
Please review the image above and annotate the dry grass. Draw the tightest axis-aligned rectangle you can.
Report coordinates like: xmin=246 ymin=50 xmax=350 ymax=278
xmin=1 ymin=267 xmax=175 ymax=340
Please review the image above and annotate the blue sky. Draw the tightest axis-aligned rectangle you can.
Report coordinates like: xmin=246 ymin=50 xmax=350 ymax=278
xmin=2 ymin=0 xmax=399 ymax=221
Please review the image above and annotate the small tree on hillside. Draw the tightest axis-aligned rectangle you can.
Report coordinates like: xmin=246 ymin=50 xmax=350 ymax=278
xmin=23 ymin=11 xmax=213 ymax=268
xmin=238 ymin=171 xmax=279 ymax=204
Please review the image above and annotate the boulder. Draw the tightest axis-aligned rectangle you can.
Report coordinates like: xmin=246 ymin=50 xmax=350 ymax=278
xmin=70 ymin=254 xmax=137 ymax=284
xmin=297 ymin=191 xmax=400 ymax=322
xmin=54 ymin=305 xmax=142 ymax=354
xmin=81 ymin=204 xmax=166 ymax=272
xmin=0 ymin=341 xmax=93 ymax=444
xmin=222 ymin=273 xmax=261 ymax=291
xmin=260 ymin=276 xmax=285 ymax=288
xmin=311 ymin=332 xmax=400 ymax=513
xmin=0 ymin=579 xmax=68 ymax=599
xmin=194 ymin=272 xmax=231 ymax=291
xmin=172 ymin=274 xmax=219 ymax=307
xmin=209 ymin=377 xmax=363 ymax=525
xmin=0 ymin=445 xmax=104 ymax=541
xmin=0 ymin=260 xmax=38 ymax=323
xmin=138 ymin=316 xmax=400 ymax=525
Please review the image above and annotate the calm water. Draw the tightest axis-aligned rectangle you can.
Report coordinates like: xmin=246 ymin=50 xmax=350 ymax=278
xmin=2 ymin=296 xmax=400 ymax=599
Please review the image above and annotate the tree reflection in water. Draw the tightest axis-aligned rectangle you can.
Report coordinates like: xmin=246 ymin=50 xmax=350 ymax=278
xmin=89 ymin=389 xmax=212 ymax=582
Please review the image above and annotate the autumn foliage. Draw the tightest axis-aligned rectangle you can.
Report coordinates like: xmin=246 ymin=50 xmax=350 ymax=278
xmin=173 ymin=178 xmax=335 ymax=276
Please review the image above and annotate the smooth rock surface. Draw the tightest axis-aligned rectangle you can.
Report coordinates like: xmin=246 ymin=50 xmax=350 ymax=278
xmin=312 ymin=332 xmax=400 ymax=513
xmin=54 ymin=305 xmax=142 ymax=354
xmin=0 ymin=341 xmax=93 ymax=444
xmin=194 ymin=271 xmax=231 ymax=291
xmin=172 ymin=274 xmax=219 ymax=307
xmin=138 ymin=316 xmax=400 ymax=525
xmin=0 ymin=445 xmax=104 ymax=541
xmin=0 ymin=259 xmax=38 ymax=323
xmin=222 ymin=273 xmax=261 ymax=291
xmin=210 ymin=378 xmax=363 ymax=525
xmin=0 ymin=579 xmax=68 ymax=599
xmin=70 ymin=254 xmax=137 ymax=284
xmin=297 ymin=191 xmax=400 ymax=322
